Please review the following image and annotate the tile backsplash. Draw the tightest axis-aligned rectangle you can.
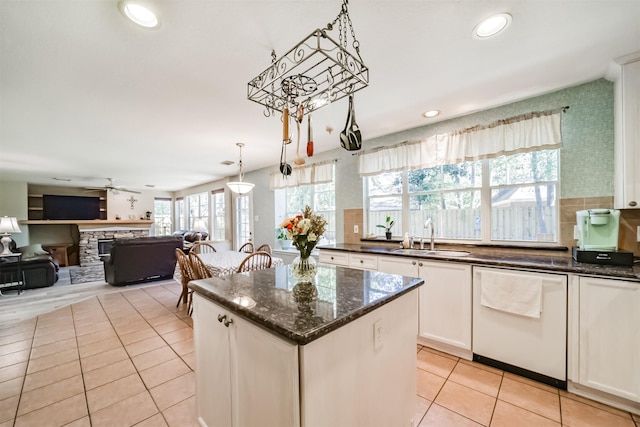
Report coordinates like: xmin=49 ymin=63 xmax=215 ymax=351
xmin=560 ymin=197 xmax=640 ymax=256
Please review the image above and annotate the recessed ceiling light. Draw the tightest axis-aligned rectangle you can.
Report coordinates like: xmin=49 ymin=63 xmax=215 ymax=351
xmin=221 ymin=160 xmax=235 ymax=166
xmin=423 ymin=110 xmax=440 ymax=118
xmin=119 ymin=2 xmax=160 ymax=29
xmin=473 ymin=13 xmax=512 ymax=39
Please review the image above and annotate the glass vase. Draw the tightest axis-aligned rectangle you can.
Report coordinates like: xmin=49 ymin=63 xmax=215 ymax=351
xmin=291 ymin=255 xmax=317 ymax=283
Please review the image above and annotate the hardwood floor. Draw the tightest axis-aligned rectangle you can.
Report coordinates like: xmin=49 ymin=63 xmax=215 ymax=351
xmin=0 ymin=267 xmax=180 ymax=325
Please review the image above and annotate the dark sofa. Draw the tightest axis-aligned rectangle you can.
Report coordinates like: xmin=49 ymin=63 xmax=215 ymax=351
xmin=173 ymin=230 xmax=209 ymax=252
xmin=102 ymin=235 xmax=183 ymax=286
xmin=0 ymin=253 xmax=59 ymax=290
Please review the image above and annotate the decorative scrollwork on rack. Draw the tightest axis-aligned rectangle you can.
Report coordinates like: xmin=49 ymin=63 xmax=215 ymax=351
xmin=247 ymin=0 xmax=368 ymax=118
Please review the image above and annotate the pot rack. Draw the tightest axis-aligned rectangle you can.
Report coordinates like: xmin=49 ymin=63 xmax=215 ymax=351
xmin=246 ymin=0 xmax=369 ymax=117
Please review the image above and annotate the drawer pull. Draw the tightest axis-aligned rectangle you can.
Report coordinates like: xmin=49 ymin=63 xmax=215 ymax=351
xmin=223 ymin=318 xmax=234 ymax=327
xmin=217 ymin=314 xmax=226 ymax=323
xmin=629 ymin=201 xmax=637 ymax=207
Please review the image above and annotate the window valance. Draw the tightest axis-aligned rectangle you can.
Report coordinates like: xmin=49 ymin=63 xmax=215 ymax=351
xmin=359 ymin=110 xmax=564 ymax=176
xmin=269 ymin=160 xmax=336 ymax=190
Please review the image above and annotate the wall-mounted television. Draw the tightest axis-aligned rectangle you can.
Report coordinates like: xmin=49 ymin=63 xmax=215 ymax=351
xmin=42 ymin=195 xmax=101 ymax=220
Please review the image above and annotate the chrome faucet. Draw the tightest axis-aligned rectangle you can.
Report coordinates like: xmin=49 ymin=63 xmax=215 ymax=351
xmin=424 ymin=218 xmax=435 ymax=251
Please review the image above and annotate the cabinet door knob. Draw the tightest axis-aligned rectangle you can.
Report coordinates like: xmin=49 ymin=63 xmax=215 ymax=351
xmin=360 ymin=260 xmax=364 ymax=263
xmin=217 ymin=314 xmax=226 ymax=323
xmin=418 ymin=262 xmax=423 ymax=267
xmin=412 ymin=261 xmax=416 ymax=265
xmin=223 ymin=318 xmax=234 ymax=327
xmin=629 ymin=201 xmax=637 ymax=207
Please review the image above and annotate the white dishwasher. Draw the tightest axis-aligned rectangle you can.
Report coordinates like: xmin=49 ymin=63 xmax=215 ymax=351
xmin=472 ymin=266 xmax=567 ymax=387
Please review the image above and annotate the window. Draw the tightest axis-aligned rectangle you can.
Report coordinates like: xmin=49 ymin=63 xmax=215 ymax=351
xmin=210 ymin=190 xmax=225 ymax=241
xmin=276 ymin=180 xmax=336 ymax=244
xmin=235 ymin=195 xmax=252 ymax=249
xmin=175 ymin=197 xmax=185 ymax=231
xmin=407 ymin=161 xmax=482 ymax=239
xmin=365 ymin=172 xmax=403 ymax=236
xmin=365 ymin=149 xmax=559 ymax=244
xmin=153 ymin=198 xmax=172 ymax=236
xmin=187 ymin=192 xmax=208 ymax=231
xmin=489 ymin=150 xmax=558 ymax=241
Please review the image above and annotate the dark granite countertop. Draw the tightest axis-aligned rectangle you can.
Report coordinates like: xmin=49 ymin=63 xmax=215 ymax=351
xmin=319 ymin=243 xmax=640 ymax=282
xmin=188 ymin=264 xmax=423 ymax=345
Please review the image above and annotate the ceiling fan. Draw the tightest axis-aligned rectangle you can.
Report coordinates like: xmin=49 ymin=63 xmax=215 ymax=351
xmin=84 ymin=178 xmax=141 ymax=194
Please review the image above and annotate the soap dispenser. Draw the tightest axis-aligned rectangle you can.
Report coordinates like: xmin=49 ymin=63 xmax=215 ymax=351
xmin=403 ymin=233 xmax=410 ymax=249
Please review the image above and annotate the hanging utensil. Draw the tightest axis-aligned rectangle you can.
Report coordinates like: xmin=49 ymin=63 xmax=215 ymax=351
xmin=279 ymin=141 xmax=292 ymax=176
xmin=307 ymin=114 xmax=314 ymax=157
xmin=348 ymin=95 xmax=362 ymax=149
xmin=339 ymin=97 xmax=352 ymax=149
xmin=296 ymin=104 xmax=304 ymax=123
xmin=340 ymin=94 xmax=362 ymax=151
xmin=283 ymin=107 xmax=291 ymax=144
xmin=294 ymin=119 xmax=305 ymax=165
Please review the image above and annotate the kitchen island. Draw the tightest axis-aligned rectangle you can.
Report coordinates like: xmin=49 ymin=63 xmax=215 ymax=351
xmin=189 ymin=263 xmax=423 ymax=427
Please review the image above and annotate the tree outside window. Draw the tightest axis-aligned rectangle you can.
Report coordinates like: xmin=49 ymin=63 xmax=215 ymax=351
xmin=365 ymin=149 xmax=559 ymax=244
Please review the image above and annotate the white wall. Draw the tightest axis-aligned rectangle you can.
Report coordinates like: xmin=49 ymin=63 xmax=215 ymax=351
xmin=0 ymin=180 xmax=29 ymax=247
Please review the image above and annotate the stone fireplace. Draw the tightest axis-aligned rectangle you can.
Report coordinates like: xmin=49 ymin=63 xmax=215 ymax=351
xmin=72 ymin=221 xmax=152 ymax=283
xmin=78 ymin=228 xmax=149 ymax=266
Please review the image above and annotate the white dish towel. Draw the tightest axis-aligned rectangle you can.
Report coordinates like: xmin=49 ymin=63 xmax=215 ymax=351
xmin=480 ymin=269 xmax=543 ymax=318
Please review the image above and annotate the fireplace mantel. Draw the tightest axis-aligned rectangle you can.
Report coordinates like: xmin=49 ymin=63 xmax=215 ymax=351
xmin=20 ymin=220 xmax=153 ymax=230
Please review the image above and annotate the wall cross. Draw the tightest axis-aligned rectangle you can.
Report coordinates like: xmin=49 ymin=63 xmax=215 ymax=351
xmin=127 ymin=196 xmax=138 ymax=210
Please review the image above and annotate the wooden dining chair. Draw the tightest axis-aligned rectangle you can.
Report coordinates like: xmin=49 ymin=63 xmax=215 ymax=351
xmin=189 ymin=252 xmax=213 ymax=280
xmin=236 ymin=251 xmax=272 ymax=273
xmin=255 ymin=243 xmax=272 ymax=255
xmin=191 ymin=241 xmax=217 ymax=254
xmin=175 ymin=248 xmax=198 ymax=308
xmin=238 ymin=242 xmax=254 ymax=253
xmin=187 ymin=252 xmax=213 ymax=316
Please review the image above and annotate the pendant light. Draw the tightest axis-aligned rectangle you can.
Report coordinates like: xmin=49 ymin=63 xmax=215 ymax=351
xmin=227 ymin=143 xmax=255 ymax=194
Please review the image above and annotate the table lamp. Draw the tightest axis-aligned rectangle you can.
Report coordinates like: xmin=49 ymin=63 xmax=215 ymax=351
xmin=0 ymin=216 xmax=21 ymax=256
xmin=192 ymin=218 xmax=208 ymax=241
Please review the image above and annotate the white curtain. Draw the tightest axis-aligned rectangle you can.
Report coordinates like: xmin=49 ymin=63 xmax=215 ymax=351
xmin=359 ymin=112 xmax=562 ymax=176
xmin=269 ymin=161 xmax=335 ymax=190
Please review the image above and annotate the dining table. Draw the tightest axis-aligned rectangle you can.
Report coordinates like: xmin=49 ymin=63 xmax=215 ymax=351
xmin=197 ymin=250 xmax=284 ymax=277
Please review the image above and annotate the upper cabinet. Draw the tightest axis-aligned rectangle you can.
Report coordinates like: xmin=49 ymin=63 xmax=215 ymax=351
xmin=612 ymin=51 xmax=640 ymax=209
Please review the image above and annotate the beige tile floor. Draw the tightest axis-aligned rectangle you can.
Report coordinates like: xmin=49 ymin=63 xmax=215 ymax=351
xmin=0 ymin=280 xmax=639 ymax=426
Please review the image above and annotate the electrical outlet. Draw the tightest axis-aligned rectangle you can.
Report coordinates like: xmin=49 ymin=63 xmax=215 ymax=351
xmin=374 ymin=319 xmax=383 ymax=350
xmin=354 ymin=224 xmax=359 ymax=234
xmin=573 ymin=225 xmax=579 ymax=240
xmin=637 ymin=225 xmax=640 ymax=242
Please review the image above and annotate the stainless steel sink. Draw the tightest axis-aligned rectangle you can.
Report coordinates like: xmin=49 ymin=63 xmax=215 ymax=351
xmin=392 ymin=249 xmax=470 ymax=257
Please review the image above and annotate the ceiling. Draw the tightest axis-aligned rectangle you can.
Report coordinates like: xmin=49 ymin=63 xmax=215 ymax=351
xmin=1 ymin=0 xmax=639 ymax=192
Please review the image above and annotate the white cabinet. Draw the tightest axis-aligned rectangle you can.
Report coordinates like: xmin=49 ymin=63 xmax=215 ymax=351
xmin=418 ymin=261 xmax=472 ymax=357
xmin=377 ymin=256 xmax=419 ymax=276
xmin=573 ymin=276 xmax=640 ymax=403
xmin=319 ymin=250 xmax=377 ymax=270
xmin=192 ymin=294 xmax=299 ymax=427
xmin=318 ymin=250 xmax=349 ymax=266
xmin=613 ymin=51 xmax=640 ymax=209
xmin=348 ymin=253 xmax=378 ymax=270
xmin=378 ymin=256 xmax=472 ymax=359
xmin=193 ymin=288 xmax=419 ymax=427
